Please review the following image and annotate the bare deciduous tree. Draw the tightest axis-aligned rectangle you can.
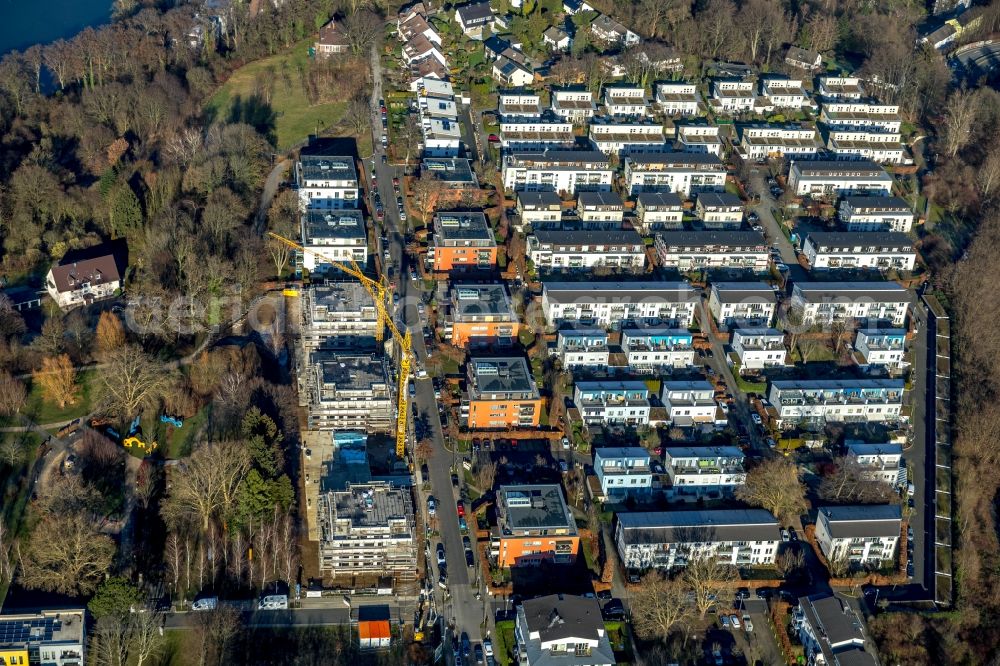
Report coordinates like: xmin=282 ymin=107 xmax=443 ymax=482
xmin=818 ymin=456 xmax=899 ymax=504
xmin=95 ymin=311 xmax=127 ymax=358
xmin=18 ymin=508 xmax=116 ymax=595
xmin=162 ymin=440 xmax=251 ymax=532
xmin=32 ymin=354 xmax=79 ymax=408
xmin=629 ymin=573 xmax=695 ymax=639
xmin=941 ymin=90 xmax=979 ymax=158
xmin=735 ymin=457 xmax=808 ymax=525
xmin=475 ymin=460 xmax=497 ymax=492
xmin=97 ymin=344 xmax=175 ymax=421
xmin=0 ymin=370 xmax=27 ymax=416
xmin=682 ymin=556 xmax=738 ymax=618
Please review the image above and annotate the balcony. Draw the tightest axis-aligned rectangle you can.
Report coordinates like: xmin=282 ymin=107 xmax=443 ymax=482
xmin=601 ymin=463 xmax=651 ymax=475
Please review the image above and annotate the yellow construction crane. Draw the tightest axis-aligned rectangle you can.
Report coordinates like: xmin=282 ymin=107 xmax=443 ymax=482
xmin=268 ymin=232 xmax=413 ymax=460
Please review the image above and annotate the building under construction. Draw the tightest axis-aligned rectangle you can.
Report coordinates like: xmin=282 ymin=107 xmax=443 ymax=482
xmin=300 ymin=352 xmax=394 ymax=432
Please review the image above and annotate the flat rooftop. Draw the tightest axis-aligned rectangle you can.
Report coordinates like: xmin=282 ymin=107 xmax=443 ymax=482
xmin=792 ymin=160 xmax=887 ymax=176
xmin=616 ymin=509 xmax=780 ymax=544
xmin=626 ymin=153 xmax=724 ymax=169
xmin=422 ymin=158 xmax=476 ymax=184
xmin=313 ymin=352 xmax=388 ymax=390
xmin=434 ymin=212 xmax=495 ymax=243
xmin=578 ymin=190 xmax=623 ymax=208
xmin=468 ymin=357 xmax=538 ymax=398
xmin=307 ymin=282 xmax=376 ymax=317
xmin=711 ymin=281 xmax=777 ymax=303
xmin=299 ymin=155 xmax=357 ymax=182
xmin=771 ymin=379 xmax=904 ymax=391
xmin=665 ymin=445 xmax=744 ymax=459
xmin=842 ymin=196 xmax=911 ymax=211
xmin=302 ymin=210 xmax=366 ymax=243
xmin=0 ymin=610 xmax=86 ymax=647
xmin=498 ymin=484 xmax=576 ymax=533
xmin=818 ymin=504 xmax=902 ymax=538
xmin=543 ymin=281 xmax=698 ymax=304
xmin=506 ymin=150 xmax=609 ymax=167
xmin=452 ymin=283 xmax=516 ymax=320
xmin=325 ymin=483 xmax=412 ymax=530
xmin=517 ymin=191 xmax=562 ymax=208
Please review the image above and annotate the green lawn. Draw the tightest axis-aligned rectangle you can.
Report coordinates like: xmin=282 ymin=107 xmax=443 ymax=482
xmin=604 ymin=621 xmax=634 ymax=663
xmin=0 ymin=430 xmax=42 ymax=606
xmin=25 ymin=368 xmax=96 ymax=426
xmin=156 ymin=405 xmax=210 ymax=460
xmin=494 ymin=620 xmax=517 ymax=666
xmin=207 ymin=38 xmax=350 ymax=151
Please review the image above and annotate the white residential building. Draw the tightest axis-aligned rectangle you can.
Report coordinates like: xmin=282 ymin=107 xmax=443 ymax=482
xmin=602 ymin=85 xmax=648 ymax=117
xmin=296 ymin=154 xmax=359 ymax=209
xmin=796 ymin=594 xmax=880 ymax=666
xmin=845 ymin=441 xmax=904 ymax=485
xmin=664 ymin=446 xmax=746 ymax=498
xmin=821 ymin=102 xmax=901 ymax=133
xmin=455 ymin=1 xmax=494 ymax=39
xmin=615 ymin=509 xmax=781 ymax=571
xmin=788 ymin=160 xmax=894 ymax=198
xmin=499 ymin=118 xmax=575 ymax=150
xmin=422 ymin=116 xmax=463 ymax=156
xmin=839 ymin=196 xmax=914 ymax=233
xmin=696 ymin=192 xmax=744 ymax=229
xmin=516 ymin=595 xmax=615 ymax=666
xmin=802 ymin=232 xmax=916 ymax=272
xmin=543 ymin=26 xmax=572 ymax=51
xmin=767 ymin=379 xmax=905 ymax=428
xmin=760 ymin=77 xmax=808 ymax=109
xmin=516 ymin=191 xmax=563 ymax=230
xmin=300 ymin=209 xmax=367 ymax=272
xmin=578 ymin=191 xmax=625 ymax=225
xmin=492 ymin=56 xmax=534 ymax=87
xmin=621 ymin=326 xmax=695 ymax=370
xmin=826 ymin=129 xmax=906 ymax=164
xmin=541 ymin=281 xmax=699 ymax=328
xmin=624 ymin=153 xmax=727 ymax=197
xmin=594 ymin=447 xmax=653 ymax=497
xmin=574 ymin=382 xmax=651 ymax=426
xmin=554 ymin=326 xmax=609 ymax=369
xmin=791 ymin=281 xmax=910 ymax=326
xmin=401 ymin=35 xmax=447 ymax=67
xmin=855 ymin=328 xmax=906 ymax=370
xmin=45 ymin=248 xmax=124 ymax=310
xmin=661 ymin=380 xmax=717 ymax=425
xmin=655 ymin=82 xmax=700 ymax=116
xmin=675 ymin=123 xmax=724 ymax=157
xmin=815 ymin=504 xmax=901 ymax=567
xmin=550 ymin=88 xmax=596 ymax=123
xmin=590 ymin=14 xmax=640 ymax=46
xmin=498 ymin=91 xmax=543 ymax=119
xmin=710 ymin=79 xmax=756 ymax=113
xmin=731 ymin=328 xmax=787 ymax=370
xmin=738 ymin=123 xmax=822 ymax=160
xmin=0 ymin=610 xmax=87 ymax=666
xmin=654 ymin=231 xmax=770 ymax=272
xmin=635 ymin=192 xmax=684 ymax=232
xmin=818 ymin=76 xmax=866 ymax=101
xmin=527 ymin=229 xmax=645 ymax=270
xmin=300 ymin=282 xmax=379 ymax=351
xmin=589 ymin=121 xmax=668 ymax=156
xmin=708 ymin=282 xmax=777 ymax=328
xmin=502 ymin=150 xmax=613 ymax=195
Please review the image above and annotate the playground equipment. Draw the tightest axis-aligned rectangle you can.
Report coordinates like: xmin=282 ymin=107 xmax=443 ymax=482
xmin=160 ymin=414 xmax=184 ymax=428
xmin=121 ymin=415 xmax=158 ymax=454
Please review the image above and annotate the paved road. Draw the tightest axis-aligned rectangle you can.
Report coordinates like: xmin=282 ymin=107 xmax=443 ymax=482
xmin=748 ymin=168 xmax=808 ymax=284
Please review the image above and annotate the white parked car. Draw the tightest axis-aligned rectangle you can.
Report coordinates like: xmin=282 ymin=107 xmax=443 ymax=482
xmin=192 ymin=597 xmax=218 ymax=611
xmin=258 ymin=595 xmax=288 ymax=610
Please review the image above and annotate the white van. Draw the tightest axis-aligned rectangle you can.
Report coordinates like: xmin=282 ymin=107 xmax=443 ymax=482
xmin=258 ymin=595 xmax=289 ymax=610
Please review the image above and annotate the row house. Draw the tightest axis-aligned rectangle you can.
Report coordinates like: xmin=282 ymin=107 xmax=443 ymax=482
xmin=826 ymin=129 xmax=906 ymax=164
xmin=802 ymin=232 xmax=916 ymax=272
xmin=661 ymin=380 xmax=717 ymax=425
xmin=788 ymin=160 xmax=893 ymax=198
xmin=815 ymin=504 xmax=902 ymax=568
xmin=515 ymin=190 xmax=562 ymax=231
xmin=402 ymin=34 xmax=446 ymax=68
xmin=578 ymin=191 xmax=625 ymax=226
xmin=498 ymin=91 xmax=543 ymax=119
xmin=445 ymin=283 xmax=520 ymax=349
xmin=708 ymin=281 xmax=777 ymax=328
xmin=602 ymin=84 xmax=648 ymax=117
xmin=615 ymin=509 xmax=781 ymax=572
xmin=845 ymin=441 xmax=904 ymax=486
xmin=502 ymin=150 xmax=614 ymax=195
xmin=664 ymin=446 xmax=746 ymax=498
xmin=300 ymin=209 xmax=367 ymax=272
xmin=655 ymin=82 xmax=700 ymax=116
xmin=624 ymin=153 xmax=727 ymax=197
xmin=622 ymin=326 xmax=695 ymax=370
xmin=839 ymin=196 xmax=914 ymax=233
xmin=817 ymin=76 xmax=866 ymax=101
xmin=731 ymin=328 xmax=787 ymax=370
xmin=398 ymin=7 xmax=441 ymax=45
xmin=636 ymin=192 xmax=684 ymax=232
xmin=737 ymin=123 xmax=822 ymax=161
xmin=550 ymin=87 xmax=596 ymax=123
xmin=759 ymin=77 xmax=809 ymax=109
xmin=541 ymin=281 xmax=699 ymax=328
xmin=428 ymin=212 xmax=498 ymax=271
xmin=654 ymin=231 xmax=770 ymax=273
xmin=710 ymin=78 xmax=756 ymax=113
xmin=574 ymin=381 xmax=652 ymax=426
xmin=417 ymin=79 xmax=462 ymax=156
xmin=855 ymin=327 xmax=907 ymax=371
xmin=463 ymin=357 xmax=542 ymax=429
xmin=589 ymin=121 xmax=668 ymax=157
xmin=594 ymin=447 xmax=653 ymax=498
xmin=296 ymin=153 xmax=359 ymax=210
xmin=767 ymin=379 xmax=906 ymax=428
xmin=675 ymin=123 xmax=724 ymax=157
xmin=526 ymin=229 xmax=646 ymax=270
xmin=499 ymin=117 xmax=575 ymax=150
xmin=791 ymin=281 xmax=910 ymax=327
xmin=554 ymin=325 xmax=610 ymax=369
xmin=820 ymin=102 xmax=902 ymax=133
xmin=696 ymin=192 xmax=744 ymax=229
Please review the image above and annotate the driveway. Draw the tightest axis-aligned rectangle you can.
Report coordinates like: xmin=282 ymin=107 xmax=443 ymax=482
xmin=748 ymin=168 xmax=809 ymax=284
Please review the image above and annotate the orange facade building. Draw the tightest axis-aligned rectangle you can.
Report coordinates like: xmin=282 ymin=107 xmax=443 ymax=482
xmin=491 ymin=485 xmax=580 ymax=568
xmin=428 ymin=212 xmax=498 ymax=272
xmin=447 ymin=283 xmax=521 ymax=349
xmin=462 ymin=357 xmax=542 ymax=429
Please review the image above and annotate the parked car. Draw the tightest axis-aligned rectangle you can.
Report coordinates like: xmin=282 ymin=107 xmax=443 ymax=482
xmin=735 ymin=587 xmax=750 ymax=600
xmin=483 ymin=639 xmax=494 ymax=658
xmin=427 ymin=496 xmax=437 ymax=516
xmin=436 ymin=543 xmax=446 ymax=565
xmin=192 ymin=597 xmax=218 ymax=611
xmin=474 ymin=644 xmax=484 ymax=664
xmin=601 ymin=599 xmax=625 ymax=620
xmin=465 ymin=550 xmax=475 ymax=567
xmin=730 ymin=614 xmax=740 ymax=629
xmin=258 ymin=595 xmax=288 ymax=610
xmin=456 ymin=500 xmax=465 ymax=517
xmin=451 ymin=473 xmax=460 ymax=487
xmin=458 ymin=516 xmax=468 ymax=532
xmin=596 ymin=589 xmax=612 ymax=601
xmin=721 ymin=614 xmax=731 ymax=628
xmin=742 ymin=614 xmax=753 ymax=632
xmin=751 ymin=413 xmax=763 ymax=426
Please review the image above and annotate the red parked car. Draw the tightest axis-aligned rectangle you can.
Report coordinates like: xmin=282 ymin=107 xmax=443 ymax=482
xmin=456 ymin=501 xmax=465 ymax=517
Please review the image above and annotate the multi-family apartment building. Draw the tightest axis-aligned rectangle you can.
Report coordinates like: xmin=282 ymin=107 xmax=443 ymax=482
xmin=302 ymin=353 xmax=394 ymax=431
xmin=602 ymin=84 xmax=648 ymax=117
xmin=731 ymin=328 xmax=787 ymax=370
xmin=791 ymin=281 xmax=910 ymax=326
xmin=760 ymin=77 xmax=809 ymax=108
xmin=767 ymin=379 xmax=905 ymax=427
xmin=515 ymin=595 xmax=615 ymax=666
xmin=624 ymin=153 xmax=727 ymax=197
xmin=654 ymin=231 xmax=770 ymax=272
xmin=516 ymin=191 xmax=562 ymax=230
xmin=550 ymin=87 xmax=596 ymax=123
xmin=696 ymin=192 xmax=744 ymax=229
xmin=498 ymin=91 xmax=543 ymax=119
xmin=815 ymin=504 xmax=901 ymax=567
xmin=296 ymin=153 xmax=359 ymax=209
xmin=300 ymin=209 xmax=367 ymax=272
xmin=708 ymin=282 xmax=777 ymax=328
xmin=428 ymin=212 xmax=498 ymax=271
xmin=802 ymin=232 xmax=916 ymax=272
xmin=574 ymin=381 xmax=651 ymax=426
xmin=821 ymin=101 xmax=901 ymax=133
xmin=500 ymin=117 xmax=575 ymax=150
xmin=655 ymin=81 xmax=700 ymax=115
xmin=318 ymin=482 xmax=417 ymax=578
xmin=502 ymin=150 xmax=613 ymax=195
xmin=445 ymin=283 xmax=520 ymax=348
xmin=635 ymin=192 xmax=684 ymax=232
xmin=854 ymin=327 xmax=906 ymax=370
xmin=300 ymin=283 xmax=379 ymax=351
xmin=0 ymin=609 xmax=86 ymax=666
xmin=589 ymin=120 xmax=668 ymax=156
xmin=788 ymin=160 xmax=894 ymax=198
xmin=554 ymin=325 xmax=609 ymax=369
xmin=664 ymin=446 xmax=747 ymax=498
xmin=463 ymin=357 xmax=542 ymax=429
xmin=527 ymin=229 xmax=646 ymax=270
xmin=845 ymin=441 xmax=904 ymax=486
xmin=621 ymin=326 xmax=695 ymax=370
xmin=421 ymin=158 xmax=477 ymax=188
xmin=839 ymin=196 xmax=914 ymax=232
xmin=737 ymin=123 xmax=822 ymax=160
xmin=493 ymin=485 xmax=580 ymax=567
xmin=615 ymin=509 xmax=781 ymax=571
xmin=817 ymin=76 xmax=866 ymax=101
xmin=416 ymin=78 xmax=463 ymax=156
xmin=577 ymin=191 xmax=625 ymax=226
xmin=661 ymin=380 xmax=717 ymax=425
xmin=826 ymin=129 xmax=906 ymax=164
xmin=594 ymin=447 xmax=653 ymax=498
xmin=675 ymin=122 xmax=724 ymax=156
xmin=541 ymin=281 xmax=699 ymax=327
xmin=710 ymin=78 xmax=756 ymax=113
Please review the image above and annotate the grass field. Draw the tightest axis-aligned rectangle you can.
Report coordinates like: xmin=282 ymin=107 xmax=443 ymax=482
xmin=25 ymin=368 xmax=96 ymax=426
xmin=207 ymin=38 xmax=350 ymax=151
